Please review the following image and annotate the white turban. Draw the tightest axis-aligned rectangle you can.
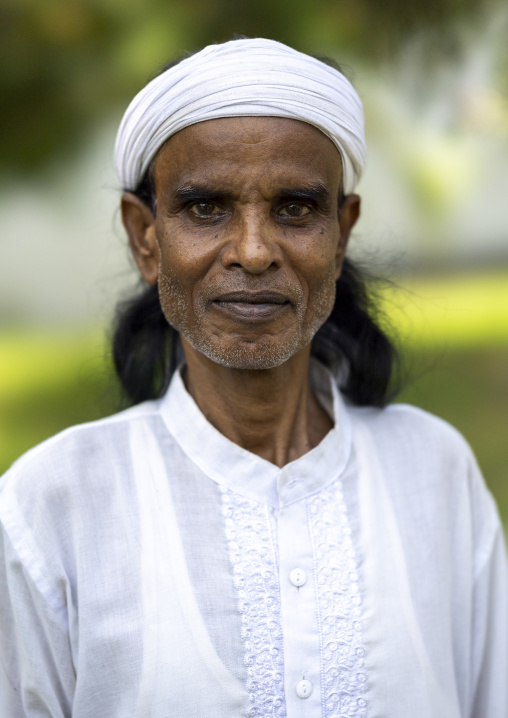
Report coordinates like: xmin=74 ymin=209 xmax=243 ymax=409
xmin=114 ymin=37 xmax=366 ymax=194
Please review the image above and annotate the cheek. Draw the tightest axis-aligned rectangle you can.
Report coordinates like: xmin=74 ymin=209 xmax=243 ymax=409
xmin=155 ymin=223 xmax=222 ymax=332
xmin=305 ymin=262 xmax=337 ymax=318
xmin=157 ymin=268 xmax=188 ymax=332
xmin=156 ymin=218 xmax=220 ymax=280
xmin=294 ymin=244 xmax=338 ymax=335
xmin=155 ymin=220 xmax=197 ymax=284
xmin=292 ymin=238 xmax=338 ymax=296
xmin=155 ymin=231 xmax=197 ymax=328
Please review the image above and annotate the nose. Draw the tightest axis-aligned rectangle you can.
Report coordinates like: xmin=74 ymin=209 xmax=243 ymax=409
xmin=222 ymin=209 xmax=282 ymax=274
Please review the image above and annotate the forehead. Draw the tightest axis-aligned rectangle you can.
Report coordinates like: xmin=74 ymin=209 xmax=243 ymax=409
xmin=152 ymin=116 xmax=343 ymax=193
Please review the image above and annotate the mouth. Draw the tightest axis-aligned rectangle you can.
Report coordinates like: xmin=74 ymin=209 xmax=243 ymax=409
xmin=212 ymin=291 xmax=291 ymax=321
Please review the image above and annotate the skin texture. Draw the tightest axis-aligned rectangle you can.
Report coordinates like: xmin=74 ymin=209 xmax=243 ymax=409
xmin=122 ymin=116 xmax=360 ymax=466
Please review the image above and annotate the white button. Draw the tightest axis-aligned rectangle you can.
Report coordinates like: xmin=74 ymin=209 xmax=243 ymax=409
xmin=296 ymin=679 xmax=313 ymax=698
xmin=289 ymin=568 xmax=307 ymax=587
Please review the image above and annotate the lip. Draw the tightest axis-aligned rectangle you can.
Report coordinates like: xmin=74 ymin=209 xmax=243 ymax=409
xmin=212 ymin=291 xmax=291 ymax=321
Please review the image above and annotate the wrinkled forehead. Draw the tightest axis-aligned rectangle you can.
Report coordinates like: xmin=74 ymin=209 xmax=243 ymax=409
xmin=155 ymin=116 xmax=343 ymax=167
xmin=151 ymin=116 xmax=345 ymax=204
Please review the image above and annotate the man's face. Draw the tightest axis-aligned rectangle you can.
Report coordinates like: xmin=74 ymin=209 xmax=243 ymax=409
xmin=131 ymin=116 xmax=359 ymax=370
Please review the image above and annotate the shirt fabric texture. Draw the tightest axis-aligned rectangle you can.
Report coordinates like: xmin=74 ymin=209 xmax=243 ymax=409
xmin=0 ymin=361 xmax=507 ymax=717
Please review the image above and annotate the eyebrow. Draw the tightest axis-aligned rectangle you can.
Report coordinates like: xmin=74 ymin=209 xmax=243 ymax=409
xmin=277 ymin=183 xmax=330 ymax=203
xmin=172 ymin=184 xmax=232 ymax=202
xmin=172 ymin=182 xmax=331 ymax=203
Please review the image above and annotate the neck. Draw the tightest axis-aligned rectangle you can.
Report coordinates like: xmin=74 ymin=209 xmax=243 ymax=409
xmin=181 ymin=341 xmax=333 ymax=468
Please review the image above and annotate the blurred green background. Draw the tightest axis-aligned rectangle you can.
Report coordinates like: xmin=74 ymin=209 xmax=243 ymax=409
xmin=0 ymin=0 xmax=507 ymax=526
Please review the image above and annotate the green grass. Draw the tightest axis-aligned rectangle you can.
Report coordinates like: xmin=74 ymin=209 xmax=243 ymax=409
xmin=380 ymin=270 xmax=508 ymax=349
xmin=1 ymin=270 xmax=507 ymax=526
xmin=0 ymin=329 xmax=121 ymax=471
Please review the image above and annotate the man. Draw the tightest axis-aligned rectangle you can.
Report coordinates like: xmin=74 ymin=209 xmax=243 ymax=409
xmin=0 ymin=38 xmax=506 ymax=717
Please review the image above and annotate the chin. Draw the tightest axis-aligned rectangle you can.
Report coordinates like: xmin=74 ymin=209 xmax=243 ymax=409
xmin=187 ymin=332 xmax=309 ymax=371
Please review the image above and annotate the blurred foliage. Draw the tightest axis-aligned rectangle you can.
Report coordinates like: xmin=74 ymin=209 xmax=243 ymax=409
xmin=1 ymin=271 xmax=507 ymax=526
xmin=0 ymin=0 xmax=500 ymax=175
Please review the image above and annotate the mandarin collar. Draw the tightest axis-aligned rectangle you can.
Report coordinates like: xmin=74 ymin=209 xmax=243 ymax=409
xmin=159 ymin=360 xmax=352 ymax=508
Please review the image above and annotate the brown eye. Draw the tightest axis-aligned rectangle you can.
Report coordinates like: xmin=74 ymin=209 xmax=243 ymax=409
xmin=280 ymin=203 xmax=311 ymax=218
xmin=190 ymin=202 xmax=217 ymax=216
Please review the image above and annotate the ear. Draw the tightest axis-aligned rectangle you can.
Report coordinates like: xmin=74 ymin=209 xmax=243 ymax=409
xmin=335 ymin=193 xmax=361 ymax=279
xmin=121 ymin=192 xmax=160 ymax=286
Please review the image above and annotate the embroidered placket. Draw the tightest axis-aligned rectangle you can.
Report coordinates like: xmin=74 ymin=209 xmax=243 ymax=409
xmin=220 ymin=487 xmax=287 ymax=717
xmin=308 ymin=480 xmax=368 ymax=717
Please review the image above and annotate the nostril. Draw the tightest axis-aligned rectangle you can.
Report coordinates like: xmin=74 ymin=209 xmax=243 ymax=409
xmin=221 ymin=231 xmax=282 ymax=273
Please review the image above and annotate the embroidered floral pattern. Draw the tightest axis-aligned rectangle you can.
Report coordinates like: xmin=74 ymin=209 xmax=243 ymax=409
xmin=308 ymin=480 xmax=368 ymax=717
xmin=220 ymin=488 xmax=287 ymax=717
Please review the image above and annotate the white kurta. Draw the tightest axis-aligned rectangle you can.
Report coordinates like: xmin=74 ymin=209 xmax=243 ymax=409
xmin=0 ymin=362 xmax=506 ymax=717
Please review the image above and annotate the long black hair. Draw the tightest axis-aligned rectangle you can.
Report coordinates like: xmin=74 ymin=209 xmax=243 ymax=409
xmin=112 ymin=45 xmax=400 ymax=408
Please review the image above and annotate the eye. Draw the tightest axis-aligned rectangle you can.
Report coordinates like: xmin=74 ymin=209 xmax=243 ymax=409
xmin=189 ymin=201 xmax=221 ymax=217
xmin=279 ymin=203 xmax=312 ymax=218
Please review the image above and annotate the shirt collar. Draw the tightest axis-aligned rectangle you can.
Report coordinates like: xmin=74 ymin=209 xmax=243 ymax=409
xmin=159 ymin=360 xmax=352 ymax=508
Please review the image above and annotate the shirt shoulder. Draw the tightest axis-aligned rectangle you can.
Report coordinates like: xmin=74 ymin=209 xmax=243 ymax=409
xmin=347 ymin=400 xmax=503 ymax=573
xmin=347 ymin=400 xmax=487 ymax=501
xmin=0 ymin=400 xmax=163 ymax=537
xmin=0 ymin=399 xmax=166 ymax=593
xmin=2 ymin=399 xmax=158 ymax=483
xmin=348 ymin=400 xmax=475 ymax=469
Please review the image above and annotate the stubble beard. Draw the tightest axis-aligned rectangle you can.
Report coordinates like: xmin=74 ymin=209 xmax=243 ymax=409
xmin=157 ymin=266 xmax=337 ymax=371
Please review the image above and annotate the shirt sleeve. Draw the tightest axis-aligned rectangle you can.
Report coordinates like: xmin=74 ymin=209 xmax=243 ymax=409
xmin=470 ymin=522 xmax=508 ymax=717
xmin=0 ymin=508 xmax=75 ymax=717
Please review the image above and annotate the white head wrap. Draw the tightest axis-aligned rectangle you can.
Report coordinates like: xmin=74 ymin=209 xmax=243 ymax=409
xmin=114 ymin=38 xmax=366 ymax=194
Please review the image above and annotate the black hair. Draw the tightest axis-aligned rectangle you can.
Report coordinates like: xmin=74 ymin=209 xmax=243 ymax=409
xmin=112 ymin=44 xmax=400 ymax=408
